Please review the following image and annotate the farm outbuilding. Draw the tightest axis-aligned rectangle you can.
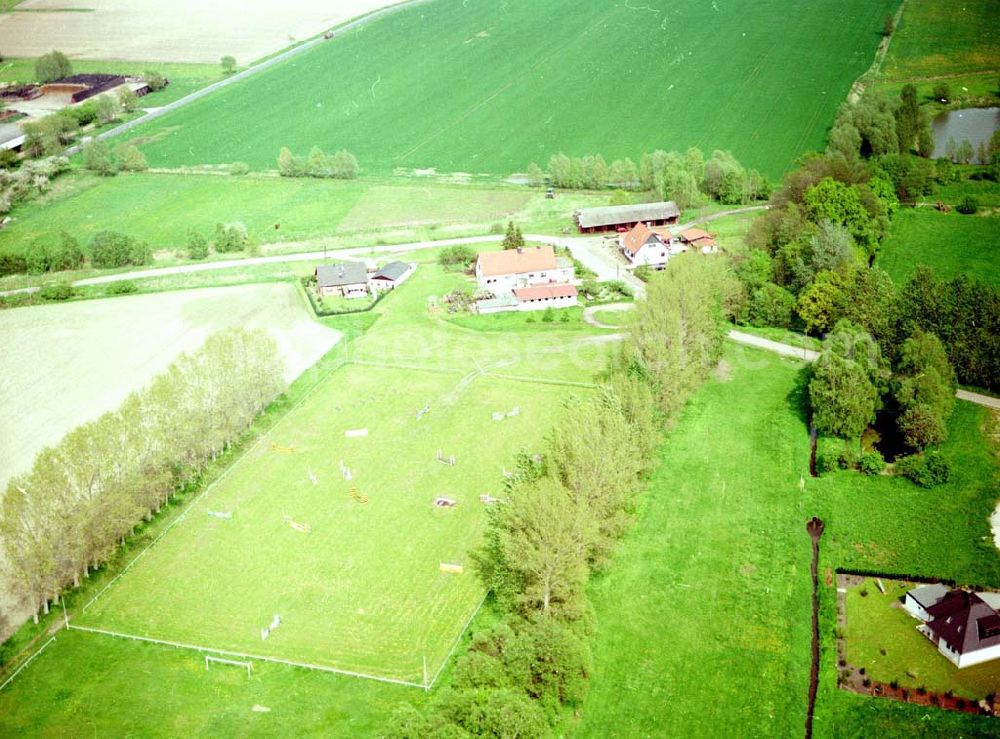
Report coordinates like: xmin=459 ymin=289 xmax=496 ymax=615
xmin=574 ymin=201 xmax=680 ymax=233
xmin=370 ymin=261 xmax=413 ymax=292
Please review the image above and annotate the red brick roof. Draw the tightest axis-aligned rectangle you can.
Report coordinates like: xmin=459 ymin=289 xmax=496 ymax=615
xmin=477 ymin=246 xmax=557 ymax=277
xmin=679 ymin=227 xmax=714 ymax=243
xmin=621 ymin=222 xmax=665 ymax=257
xmin=513 ymin=284 xmax=578 ymax=301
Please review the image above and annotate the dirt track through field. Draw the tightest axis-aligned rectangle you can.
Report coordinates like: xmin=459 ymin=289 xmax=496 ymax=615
xmin=0 ymin=0 xmax=409 ymax=64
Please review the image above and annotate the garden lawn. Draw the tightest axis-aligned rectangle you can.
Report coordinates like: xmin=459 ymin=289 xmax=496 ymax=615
xmin=0 ymin=628 xmax=417 ymax=736
xmin=844 ymin=578 xmax=1000 ymax=700
xmin=116 ymin=0 xmax=897 ymax=179
xmin=876 ymin=209 xmax=1000 ymax=288
xmin=576 ymin=344 xmax=1000 ymax=736
xmin=74 ymin=264 xmax=609 ymax=684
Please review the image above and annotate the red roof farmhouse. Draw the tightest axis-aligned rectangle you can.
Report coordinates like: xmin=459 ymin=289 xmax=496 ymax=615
xmin=474 ymin=245 xmax=577 ymax=314
xmin=619 ymin=222 xmax=685 ymax=268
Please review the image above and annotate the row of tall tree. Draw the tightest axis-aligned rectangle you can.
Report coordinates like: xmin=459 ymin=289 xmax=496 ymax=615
xmin=277 ymin=147 xmax=359 ymax=179
xmin=0 ymin=329 xmax=287 ymax=623
xmin=531 ymin=148 xmax=770 ymax=207
xmin=391 ymin=257 xmax=732 ymax=736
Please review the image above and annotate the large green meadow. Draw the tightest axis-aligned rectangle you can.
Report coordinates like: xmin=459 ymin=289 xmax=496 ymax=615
xmin=576 ymin=346 xmax=1000 ymax=737
xmin=70 ymin=264 xmax=608 ymax=684
xmin=0 ymin=172 xmax=607 ymax=281
xmin=877 ymin=209 xmax=1000 ymax=288
xmin=115 ymin=0 xmax=896 ymax=179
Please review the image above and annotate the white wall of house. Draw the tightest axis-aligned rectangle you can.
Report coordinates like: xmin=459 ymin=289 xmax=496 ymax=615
xmin=517 ymin=294 xmax=577 ymax=312
xmin=955 ymin=642 xmax=1000 ymax=668
xmin=477 ymin=266 xmax=574 ymax=291
xmin=903 ymin=593 xmax=933 ymax=622
xmin=319 ymin=282 xmax=368 ymax=298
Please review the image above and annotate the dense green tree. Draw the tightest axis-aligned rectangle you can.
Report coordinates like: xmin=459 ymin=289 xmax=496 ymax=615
xmin=117 ymin=86 xmax=138 ymax=113
xmin=796 ymin=271 xmax=845 ymax=334
xmin=749 ymin=283 xmax=795 ymax=328
xmin=895 ymin=84 xmax=920 ymax=154
xmin=809 ymin=351 xmax=878 ymax=440
xmin=117 ymin=144 xmax=147 ymax=172
xmin=34 ymin=50 xmax=72 ymax=83
xmin=894 ymin=330 xmax=956 ymax=449
xmin=438 ymin=244 xmax=475 ymax=270
xmin=94 ymin=94 xmax=119 ymax=125
xmin=213 ymin=222 xmax=248 ymax=253
xmin=90 ymin=230 xmax=149 ymax=268
xmin=501 ymin=221 xmax=525 ymax=250
xmin=186 ymin=229 xmax=209 ymax=260
xmin=82 ymin=139 xmax=117 ymax=176
xmin=220 ymin=55 xmax=237 ymax=74
xmin=144 ymin=70 xmax=167 ymax=91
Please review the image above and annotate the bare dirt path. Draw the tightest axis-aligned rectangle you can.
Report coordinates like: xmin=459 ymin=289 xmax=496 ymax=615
xmin=582 ymin=302 xmax=634 ymax=329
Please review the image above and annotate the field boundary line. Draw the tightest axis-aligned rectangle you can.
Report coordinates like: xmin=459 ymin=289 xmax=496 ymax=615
xmin=79 ymin=353 xmax=350 ymax=615
xmin=346 ymin=359 xmax=465 ymax=376
xmin=0 ymin=636 xmax=56 ymax=694
xmin=428 ymin=592 xmax=488 ymax=690
xmin=483 ymin=372 xmax=599 ymax=389
xmin=66 ymin=624 xmax=424 ymax=689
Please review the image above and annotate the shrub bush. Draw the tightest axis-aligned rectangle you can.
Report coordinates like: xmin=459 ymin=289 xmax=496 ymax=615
xmin=38 ymin=281 xmax=75 ymax=301
xmin=896 ymin=451 xmax=951 ymax=488
xmin=955 ymin=196 xmax=978 ymax=215
xmin=859 ymin=450 xmax=885 ymax=476
xmin=106 ymin=280 xmax=137 ymax=295
xmin=90 ymin=230 xmax=151 ymax=269
xmin=229 ymin=162 xmax=249 ymax=175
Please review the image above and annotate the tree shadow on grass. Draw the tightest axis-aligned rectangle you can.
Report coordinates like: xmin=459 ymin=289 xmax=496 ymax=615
xmin=786 ymin=365 xmax=812 ymax=428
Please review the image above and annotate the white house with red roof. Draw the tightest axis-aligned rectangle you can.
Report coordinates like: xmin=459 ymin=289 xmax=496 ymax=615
xmin=619 ymin=222 xmax=685 ymax=268
xmin=474 ymin=245 xmax=577 ymax=313
xmin=474 ymin=245 xmax=574 ymax=291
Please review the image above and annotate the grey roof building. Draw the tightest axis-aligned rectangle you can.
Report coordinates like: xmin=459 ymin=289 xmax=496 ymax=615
xmin=574 ymin=201 xmax=680 ymax=232
xmin=316 ymin=261 xmax=368 ymax=288
xmin=372 ymin=261 xmax=409 ymax=281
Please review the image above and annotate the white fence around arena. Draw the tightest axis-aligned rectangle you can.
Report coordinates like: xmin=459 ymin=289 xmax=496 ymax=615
xmin=0 ymin=636 xmax=56 ymax=693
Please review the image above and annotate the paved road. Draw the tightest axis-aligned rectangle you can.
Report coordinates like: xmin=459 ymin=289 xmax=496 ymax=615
xmin=0 ymin=234 xmax=511 ymax=297
xmin=63 ymin=0 xmax=429 ymax=155
xmin=727 ymin=330 xmax=820 ymax=361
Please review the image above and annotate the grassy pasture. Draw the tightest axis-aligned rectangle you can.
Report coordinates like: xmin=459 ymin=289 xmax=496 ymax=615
xmin=576 ymin=345 xmax=1000 ymax=736
xmin=116 ymin=0 xmax=896 ymax=179
xmin=882 ymin=0 xmax=1000 ymax=80
xmin=0 ymin=628 xmax=415 ymax=737
xmin=0 ymin=173 xmax=606 ymax=276
xmin=72 ymin=264 xmax=608 ymax=684
xmin=876 ymin=209 xmax=1000 ymax=288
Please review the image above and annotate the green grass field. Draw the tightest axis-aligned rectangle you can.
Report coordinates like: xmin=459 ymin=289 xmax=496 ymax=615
xmin=0 ymin=172 xmax=606 ymax=268
xmin=845 ymin=579 xmax=1000 ymax=700
xmin=114 ymin=0 xmax=896 ymax=179
xmin=576 ymin=345 xmax=1000 ymax=736
xmin=71 ymin=264 xmax=607 ymax=684
xmin=883 ymin=0 xmax=1000 ymax=80
xmin=877 ymin=209 xmax=1000 ymax=288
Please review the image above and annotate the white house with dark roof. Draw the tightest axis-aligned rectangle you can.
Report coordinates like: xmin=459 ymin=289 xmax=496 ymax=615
xmin=904 ymin=586 xmax=1000 ymax=668
xmin=315 ymin=261 xmax=369 ymax=298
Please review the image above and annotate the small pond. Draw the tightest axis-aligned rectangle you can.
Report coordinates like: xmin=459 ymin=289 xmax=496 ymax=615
xmin=931 ymin=106 xmax=1000 ymax=162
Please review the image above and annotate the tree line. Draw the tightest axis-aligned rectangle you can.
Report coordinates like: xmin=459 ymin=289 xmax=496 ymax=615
xmin=390 ymin=257 xmax=733 ymax=737
xmin=0 ymin=329 xmax=286 ymax=623
xmin=526 ymin=147 xmax=771 ymax=206
xmin=277 ymin=147 xmax=359 ymax=179
xmin=0 ymin=227 xmax=152 ymax=277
